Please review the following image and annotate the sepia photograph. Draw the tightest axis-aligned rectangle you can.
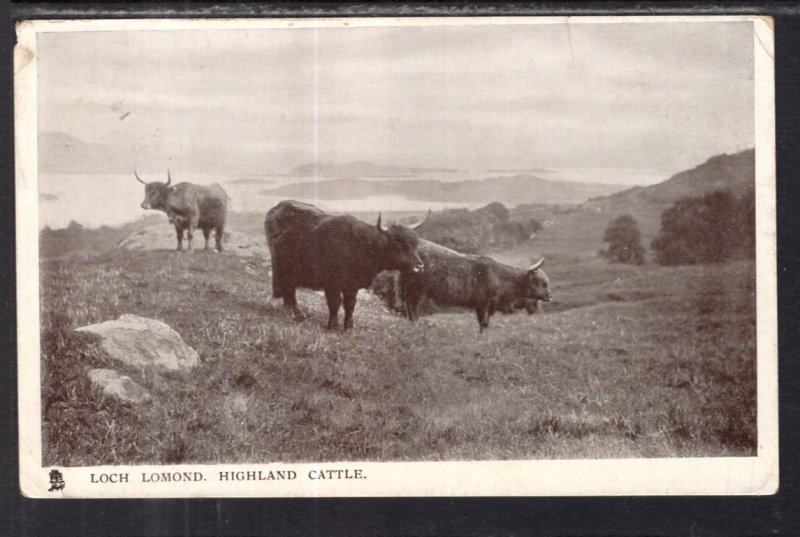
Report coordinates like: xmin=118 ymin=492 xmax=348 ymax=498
xmin=15 ymin=16 xmax=777 ymax=498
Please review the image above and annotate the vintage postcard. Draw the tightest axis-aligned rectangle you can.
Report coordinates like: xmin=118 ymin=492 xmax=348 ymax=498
xmin=15 ymin=16 xmax=777 ymax=498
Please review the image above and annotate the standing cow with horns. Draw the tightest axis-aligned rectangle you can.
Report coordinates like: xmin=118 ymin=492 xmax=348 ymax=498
xmin=265 ymin=200 xmax=429 ymax=330
xmin=400 ymin=239 xmax=551 ymax=332
xmin=135 ymin=171 xmax=229 ymax=252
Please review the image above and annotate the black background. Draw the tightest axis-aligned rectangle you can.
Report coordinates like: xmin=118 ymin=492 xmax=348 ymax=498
xmin=2 ymin=3 xmax=799 ymax=536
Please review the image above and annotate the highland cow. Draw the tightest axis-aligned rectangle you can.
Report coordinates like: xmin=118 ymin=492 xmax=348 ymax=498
xmin=400 ymin=240 xmax=551 ymax=332
xmin=265 ymin=200 xmax=428 ymax=330
xmin=136 ymin=171 xmax=228 ymax=252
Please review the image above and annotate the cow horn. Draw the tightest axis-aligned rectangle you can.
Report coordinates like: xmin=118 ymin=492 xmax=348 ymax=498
xmin=376 ymin=212 xmax=388 ymax=232
xmin=165 ymin=170 xmax=172 ymax=186
xmin=528 ymin=258 xmax=545 ymax=271
xmin=134 ymin=170 xmax=146 ymax=184
xmin=406 ymin=209 xmax=431 ymax=231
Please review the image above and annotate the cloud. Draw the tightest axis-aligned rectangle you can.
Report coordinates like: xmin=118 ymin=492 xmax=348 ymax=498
xmin=37 ymin=20 xmax=755 ymax=182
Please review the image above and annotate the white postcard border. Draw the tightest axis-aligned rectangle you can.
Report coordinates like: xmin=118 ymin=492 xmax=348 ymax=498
xmin=15 ymin=15 xmax=778 ymax=498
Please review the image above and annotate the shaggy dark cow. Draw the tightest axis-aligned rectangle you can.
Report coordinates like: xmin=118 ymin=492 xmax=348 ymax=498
xmin=136 ymin=171 xmax=228 ymax=252
xmin=265 ymin=200 xmax=428 ymax=330
xmin=400 ymin=240 xmax=551 ymax=332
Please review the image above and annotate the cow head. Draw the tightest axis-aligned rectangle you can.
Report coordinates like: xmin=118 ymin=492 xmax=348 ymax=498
xmin=377 ymin=211 xmax=428 ymax=273
xmin=524 ymin=258 xmax=551 ymax=302
xmin=135 ymin=170 xmax=174 ymax=211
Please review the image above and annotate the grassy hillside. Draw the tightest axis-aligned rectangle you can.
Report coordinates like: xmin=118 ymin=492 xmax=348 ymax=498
xmin=41 ymin=235 xmax=756 ymax=465
xmin=511 ymin=149 xmax=756 ymax=260
xmin=40 ymin=215 xmax=163 ymax=260
xmin=595 ymin=149 xmax=755 ymax=207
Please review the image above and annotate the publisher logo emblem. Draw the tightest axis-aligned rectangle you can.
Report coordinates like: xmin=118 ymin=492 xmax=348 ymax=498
xmin=48 ymin=469 xmax=65 ymax=492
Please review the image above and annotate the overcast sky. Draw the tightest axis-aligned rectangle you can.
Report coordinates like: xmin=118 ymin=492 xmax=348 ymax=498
xmin=37 ymin=20 xmax=754 ymax=185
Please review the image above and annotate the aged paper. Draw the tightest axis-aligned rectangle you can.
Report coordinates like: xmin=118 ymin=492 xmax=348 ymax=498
xmin=16 ymin=16 xmax=776 ymax=498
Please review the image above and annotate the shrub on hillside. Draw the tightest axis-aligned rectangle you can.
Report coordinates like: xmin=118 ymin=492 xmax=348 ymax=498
xmin=497 ymin=218 xmax=542 ymax=244
xmin=651 ymin=189 xmax=755 ymax=265
xmin=482 ymin=201 xmax=511 ymax=223
xmin=415 ymin=207 xmax=496 ymax=254
xmin=600 ymin=214 xmax=645 ymax=265
xmin=414 ymin=203 xmax=541 ymax=254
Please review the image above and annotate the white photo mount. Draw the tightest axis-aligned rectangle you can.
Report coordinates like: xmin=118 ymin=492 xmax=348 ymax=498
xmin=16 ymin=16 xmax=777 ymax=498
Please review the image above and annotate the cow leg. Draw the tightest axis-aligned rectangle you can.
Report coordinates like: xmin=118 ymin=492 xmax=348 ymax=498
xmin=399 ymin=276 xmax=411 ymax=320
xmin=476 ymin=303 xmax=491 ymax=333
xmin=215 ymin=225 xmax=224 ymax=252
xmin=272 ymin=276 xmax=283 ymax=299
xmin=186 ymin=215 xmax=199 ymax=251
xmin=175 ymin=226 xmax=184 ymax=251
xmin=400 ymin=274 xmax=420 ymax=321
xmin=202 ymin=229 xmax=211 ymax=250
xmin=324 ymin=289 xmax=342 ymax=330
xmin=282 ymin=287 xmax=305 ymax=319
xmin=270 ymin=257 xmax=283 ymax=299
xmin=406 ymin=292 xmax=421 ymax=322
xmin=343 ymin=289 xmax=358 ymax=330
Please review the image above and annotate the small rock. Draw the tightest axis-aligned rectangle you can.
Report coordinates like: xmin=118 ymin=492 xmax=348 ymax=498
xmin=88 ymin=368 xmax=152 ymax=404
xmin=76 ymin=314 xmax=199 ymax=370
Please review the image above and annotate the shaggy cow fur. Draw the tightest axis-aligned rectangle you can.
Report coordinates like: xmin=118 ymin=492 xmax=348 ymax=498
xmin=137 ymin=171 xmax=228 ymax=252
xmin=400 ymin=239 xmax=551 ymax=332
xmin=265 ymin=200 xmax=426 ymax=330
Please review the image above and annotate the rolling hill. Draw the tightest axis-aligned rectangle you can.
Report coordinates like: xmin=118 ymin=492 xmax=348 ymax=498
xmin=587 ymin=149 xmax=755 ymax=209
xmin=510 ymin=149 xmax=756 ymax=259
xmin=38 ymin=131 xmax=121 ymax=174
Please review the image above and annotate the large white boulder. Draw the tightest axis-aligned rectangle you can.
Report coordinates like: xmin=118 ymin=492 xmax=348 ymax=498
xmin=76 ymin=314 xmax=199 ymax=370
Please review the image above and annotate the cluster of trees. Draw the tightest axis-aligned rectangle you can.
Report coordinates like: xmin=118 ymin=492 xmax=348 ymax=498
xmin=650 ymin=189 xmax=755 ymax=265
xmin=601 ymin=188 xmax=755 ymax=266
xmin=600 ymin=214 xmax=645 ymax=265
xmin=416 ymin=202 xmax=540 ymax=254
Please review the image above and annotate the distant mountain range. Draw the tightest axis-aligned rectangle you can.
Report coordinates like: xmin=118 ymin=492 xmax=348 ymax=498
xmin=290 ymin=161 xmax=461 ymax=177
xmin=229 ymin=177 xmax=274 ymax=185
xmin=262 ymin=174 xmax=627 ymax=206
xmin=39 ymin=131 xmax=121 ymax=174
xmin=38 ymin=130 xmax=296 ymax=176
xmin=486 ymin=167 xmax=557 ymax=174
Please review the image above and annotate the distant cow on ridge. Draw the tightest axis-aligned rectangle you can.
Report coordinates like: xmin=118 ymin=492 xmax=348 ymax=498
xmin=400 ymin=239 xmax=551 ymax=332
xmin=136 ymin=171 xmax=228 ymax=252
xmin=265 ymin=200 xmax=429 ymax=330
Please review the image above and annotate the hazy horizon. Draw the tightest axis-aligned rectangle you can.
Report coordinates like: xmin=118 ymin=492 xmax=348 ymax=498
xmin=37 ymin=19 xmax=754 ymax=188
